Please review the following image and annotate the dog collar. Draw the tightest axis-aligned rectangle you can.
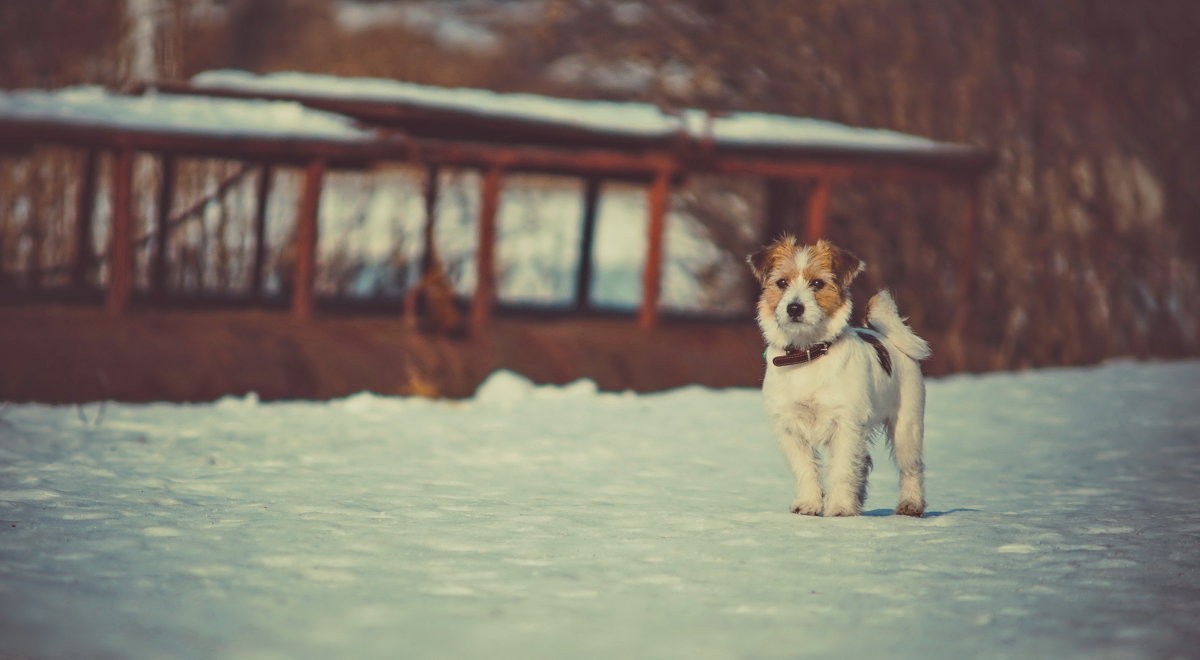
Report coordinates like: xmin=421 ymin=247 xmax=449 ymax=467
xmin=768 ymin=329 xmax=893 ymax=376
xmin=771 ymin=341 xmax=834 ymax=367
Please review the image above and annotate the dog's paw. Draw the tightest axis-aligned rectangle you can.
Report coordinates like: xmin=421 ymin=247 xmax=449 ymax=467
xmin=822 ymin=493 xmax=862 ymax=517
xmin=790 ymin=499 xmax=823 ymax=516
xmin=823 ymin=504 xmax=862 ymax=517
xmin=894 ymin=501 xmax=925 ymax=517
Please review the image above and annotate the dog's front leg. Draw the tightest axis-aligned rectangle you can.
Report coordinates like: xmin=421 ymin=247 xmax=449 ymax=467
xmin=777 ymin=430 xmax=823 ymax=515
xmin=823 ymin=423 xmax=871 ymax=517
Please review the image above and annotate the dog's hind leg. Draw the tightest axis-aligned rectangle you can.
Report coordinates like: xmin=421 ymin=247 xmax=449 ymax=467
xmin=777 ymin=430 xmax=823 ymax=516
xmin=889 ymin=403 xmax=926 ymax=517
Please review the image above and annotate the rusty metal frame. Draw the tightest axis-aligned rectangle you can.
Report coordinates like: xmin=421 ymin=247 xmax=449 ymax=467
xmin=0 ymin=84 xmax=994 ymax=333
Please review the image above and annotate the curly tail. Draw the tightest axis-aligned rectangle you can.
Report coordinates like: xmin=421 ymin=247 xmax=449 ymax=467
xmin=866 ymin=291 xmax=931 ymax=361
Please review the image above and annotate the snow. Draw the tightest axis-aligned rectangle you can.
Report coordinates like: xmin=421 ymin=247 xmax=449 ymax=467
xmin=194 ymin=70 xmax=680 ymax=138
xmin=685 ymin=110 xmax=942 ymax=152
xmin=3 ymin=360 xmax=1199 ymax=659
xmin=0 ymin=86 xmax=376 ymax=141
xmin=192 ymin=70 xmax=967 ymax=152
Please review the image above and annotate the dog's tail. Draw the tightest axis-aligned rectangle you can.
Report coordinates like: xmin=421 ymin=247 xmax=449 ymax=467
xmin=866 ymin=291 xmax=931 ymax=361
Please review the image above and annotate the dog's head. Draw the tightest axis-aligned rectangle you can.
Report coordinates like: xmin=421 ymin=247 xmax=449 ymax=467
xmin=748 ymin=237 xmax=864 ymax=349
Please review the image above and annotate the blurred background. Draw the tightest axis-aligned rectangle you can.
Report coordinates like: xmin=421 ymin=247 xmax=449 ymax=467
xmin=1 ymin=0 xmax=1197 ymax=401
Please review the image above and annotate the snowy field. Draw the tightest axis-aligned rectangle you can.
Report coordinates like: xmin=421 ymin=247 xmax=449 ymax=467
xmin=1 ymin=360 xmax=1198 ymax=659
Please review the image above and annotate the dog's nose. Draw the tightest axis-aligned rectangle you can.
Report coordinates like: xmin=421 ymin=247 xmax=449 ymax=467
xmin=786 ymin=302 xmax=805 ymax=319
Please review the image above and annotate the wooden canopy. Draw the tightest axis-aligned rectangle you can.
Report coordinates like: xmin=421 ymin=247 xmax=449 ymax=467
xmin=0 ymin=74 xmax=995 ymax=330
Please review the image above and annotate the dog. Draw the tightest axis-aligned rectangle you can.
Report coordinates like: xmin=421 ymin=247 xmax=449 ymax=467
xmin=748 ymin=236 xmax=930 ymax=517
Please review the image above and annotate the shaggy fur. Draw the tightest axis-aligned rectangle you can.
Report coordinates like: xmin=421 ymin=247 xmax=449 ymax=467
xmin=749 ymin=237 xmax=931 ymax=517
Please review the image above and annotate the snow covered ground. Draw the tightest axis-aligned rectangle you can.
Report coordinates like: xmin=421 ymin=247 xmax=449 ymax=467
xmin=1 ymin=360 xmax=1198 ymax=659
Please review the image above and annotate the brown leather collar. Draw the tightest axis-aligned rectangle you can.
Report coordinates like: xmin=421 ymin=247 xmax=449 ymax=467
xmin=772 ymin=341 xmax=834 ymax=367
xmin=771 ymin=328 xmax=892 ymax=376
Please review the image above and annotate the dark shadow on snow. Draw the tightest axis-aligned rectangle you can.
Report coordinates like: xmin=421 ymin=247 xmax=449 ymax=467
xmin=862 ymin=508 xmax=981 ymax=518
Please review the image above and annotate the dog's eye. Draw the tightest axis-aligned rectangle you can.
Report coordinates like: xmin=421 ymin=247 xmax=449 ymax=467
xmin=775 ymin=278 xmax=789 ymax=290
xmin=809 ymin=279 xmax=826 ymax=291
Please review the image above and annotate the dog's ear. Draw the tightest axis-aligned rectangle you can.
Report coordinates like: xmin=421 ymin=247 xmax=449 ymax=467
xmin=747 ymin=246 xmax=774 ymax=285
xmin=822 ymin=241 xmax=865 ymax=287
xmin=747 ymin=236 xmax=795 ymax=286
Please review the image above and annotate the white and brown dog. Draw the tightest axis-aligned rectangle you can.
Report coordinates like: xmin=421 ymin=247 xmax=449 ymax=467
xmin=749 ymin=236 xmax=931 ymax=517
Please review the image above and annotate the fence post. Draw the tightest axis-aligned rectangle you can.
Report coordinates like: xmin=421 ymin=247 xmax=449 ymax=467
xmin=804 ymin=178 xmax=831 ymax=243
xmin=71 ymin=150 xmax=100 ymax=291
xmin=291 ymin=158 xmax=325 ymax=320
xmin=471 ymin=164 xmax=503 ymax=332
xmin=420 ymin=163 xmax=440 ymax=276
xmin=250 ymin=164 xmax=273 ymax=301
xmin=107 ymin=147 xmax=136 ymax=315
xmin=574 ymin=176 xmax=602 ymax=310
xmin=639 ymin=168 xmax=672 ymax=329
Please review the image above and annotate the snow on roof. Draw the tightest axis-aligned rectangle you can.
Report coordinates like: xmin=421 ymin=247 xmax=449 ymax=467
xmin=193 ymin=70 xmax=959 ymax=153
xmin=0 ymin=85 xmax=377 ymax=142
xmin=684 ymin=110 xmax=942 ymax=152
xmin=0 ymin=73 xmax=983 ymax=171
xmin=193 ymin=70 xmax=680 ymax=139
